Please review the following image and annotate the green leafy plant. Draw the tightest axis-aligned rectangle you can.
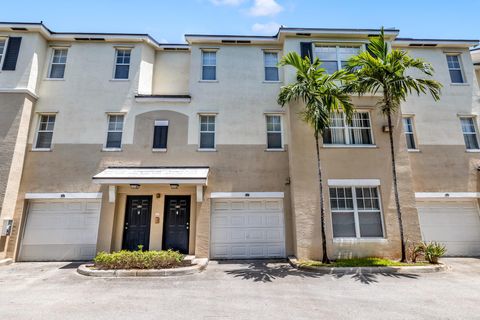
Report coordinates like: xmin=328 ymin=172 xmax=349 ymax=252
xmin=299 ymin=257 xmax=428 ymax=268
xmin=93 ymin=249 xmax=184 ymax=270
xmin=406 ymin=240 xmax=425 ymax=263
xmin=422 ymin=242 xmax=446 ymax=264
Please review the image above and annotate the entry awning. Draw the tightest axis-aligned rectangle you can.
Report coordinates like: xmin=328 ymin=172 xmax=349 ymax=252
xmin=92 ymin=166 xmax=209 ymax=185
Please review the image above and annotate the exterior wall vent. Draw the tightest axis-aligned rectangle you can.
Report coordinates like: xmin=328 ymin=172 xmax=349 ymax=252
xmin=74 ymin=37 xmax=105 ymax=41
xmin=296 ymin=33 xmax=311 ymax=36
xmin=11 ymin=27 xmax=28 ymax=31
xmin=409 ymin=43 xmax=437 ymax=47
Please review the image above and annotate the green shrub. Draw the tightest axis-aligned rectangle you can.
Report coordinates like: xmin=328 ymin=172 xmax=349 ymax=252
xmin=93 ymin=249 xmax=184 ymax=270
xmin=422 ymin=242 xmax=446 ymax=264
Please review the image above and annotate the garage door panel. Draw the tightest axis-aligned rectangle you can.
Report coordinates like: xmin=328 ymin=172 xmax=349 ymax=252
xmin=20 ymin=199 xmax=101 ymax=261
xmin=211 ymin=198 xmax=286 ymax=259
xmin=417 ymin=200 xmax=480 ymax=257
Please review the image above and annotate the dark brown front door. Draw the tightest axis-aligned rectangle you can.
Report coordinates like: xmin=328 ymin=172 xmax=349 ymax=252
xmin=122 ymin=196 xmax=152 ymax=251
xmin=163 ymin=196 xmax=191 ymax=254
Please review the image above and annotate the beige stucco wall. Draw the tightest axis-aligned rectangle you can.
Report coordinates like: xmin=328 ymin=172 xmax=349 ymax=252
xmin=399 ymin=47 xmax=480 ymax=193
xmin=152 ymin=50 xmax=190 ymax=95
xmin=9 ymin=109 xmax=292 ymax=259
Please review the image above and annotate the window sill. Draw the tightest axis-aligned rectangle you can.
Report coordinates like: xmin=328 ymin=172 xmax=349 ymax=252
xmin=265 ymin=148 xmax=285 ymax=152
xmin=198 ymin=80 xmax=218 ymax=83
xmin=44 ymin=78 xmax=65 ymax=81
xmin=31 ymin=148 xmax=52 ymax=152
xmin=197 ymin=148 xmax=217 ymax=152
xmin=263 ymin=80 xmax=282 ymax=84
xmin=102 ymin=148 xmax=122 ymax=152
xmin=407 ymin=149 xmax=421 ymax=153
xmin=322 ymin=144 xmax=377 ymax=149
xmin=333 ymin=238 xmax=388 ymax=244
xmin=450 ymin=83 xmax=469 ymax=86
xmin=466 ymin=149 xmax=480 ymax=153
xmin=110 ymin=79 xmax=130 ymax=82
xmin=152 ymin=148 xmax=167 ymax=153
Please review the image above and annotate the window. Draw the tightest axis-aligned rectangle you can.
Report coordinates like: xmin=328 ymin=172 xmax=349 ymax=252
xmin=0 ymin=38 xmax=6 ymax=67
xmin=153 ymin=120 xmax=169 ymax=150
xmin=105 ymin=114 xmax=124 ymax=149
xmin=199 ymin=115 xmax=215 ymax=149
xmin=402 ymin=117 xmax=417 ymax=150
xmin=460 ymin=117 xmax=479 ymax=150
xmin=34 ymin=114 xmax=56 ymax=150
xmin=323 ymin=112 xmax=373 ymax=145
xmin=315 ymin=45 xmax=360 ymax=74
xmin=201 ymin=51 xmax=216 ymax=81
xmin=48 ymin=48 xmax=68 ymax=79
xmin=264 ymin=52 xmax=279 ymax=81
xmin=114 ymin=49 xmax=131 ymax=79
xmin=446 ymin=54 xmax=464 ymax=83
xmin=266 ymin=115 xmax=283 ymax=149
xmin=329 ymin=186 xmax=384 ymax=238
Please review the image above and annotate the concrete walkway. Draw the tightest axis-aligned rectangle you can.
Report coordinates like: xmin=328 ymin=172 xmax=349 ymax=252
xmin=0 ymin=258 xmax=479 ymax=319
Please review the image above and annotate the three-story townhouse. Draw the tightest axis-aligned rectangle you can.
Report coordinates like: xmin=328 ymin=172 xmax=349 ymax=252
xmin=0 ymin=22 xmax=478 ymax=262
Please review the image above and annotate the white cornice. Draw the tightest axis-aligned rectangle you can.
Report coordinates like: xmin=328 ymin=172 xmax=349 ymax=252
xmin=0 ymin=88 xmax=38 ymax=100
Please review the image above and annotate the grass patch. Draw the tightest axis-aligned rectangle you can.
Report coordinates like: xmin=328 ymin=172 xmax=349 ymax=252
xmin=299 ymin=257 xmax=429 ymax=268
xmin=93 ymin=249 xmax=185 ymax=270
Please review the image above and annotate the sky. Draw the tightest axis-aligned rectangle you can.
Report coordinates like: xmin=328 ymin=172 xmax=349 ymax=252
xmin=1 ymin=0 xmax=479 ymax=44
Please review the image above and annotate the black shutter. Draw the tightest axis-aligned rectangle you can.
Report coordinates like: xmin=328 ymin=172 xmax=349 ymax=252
xmin=153 ymin=125 xmax=168 ymax=149
xmin=2 ymin=37 xmax=22 ymax=71
xmin=300 ymin=42 xmax=313 ymax=61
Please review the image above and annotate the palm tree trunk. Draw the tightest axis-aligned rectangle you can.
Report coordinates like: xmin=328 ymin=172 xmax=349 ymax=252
xmin=315 ymin=135 xmax=330 ymax=264
xmin=387 ymin=111 xmax=407 ymax=262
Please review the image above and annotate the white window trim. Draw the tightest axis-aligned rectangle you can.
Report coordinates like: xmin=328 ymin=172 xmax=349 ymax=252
xmin=265 ymin=114 xmax=284 ymax=151
xmin=0 ymin=37 xmax=8 ymax=70
xmin=446 ymin=53 xmax=466 ymax=84
xmin=201 ymin=50 xmax=217 ymax=81
xmin=402 ymin=115 xmax=419 ymax=151
xmin=329 ymin=185 xmax=386 ymax=240
xmin=47 ymin=47 xmax=68 ymax=80
xmin=112 ymin=48 xmax=131 ymax=80
xmin=323 ymin=111 xmax=375 ymax=147
xmin=33 ymin=113 xmax=57 ymax=151
xmin=198 ymin=114 xmax=216 ymax=151
xmin=314 ymin=44 xmax=364 ymax=73
xmin=263 ymin=50 xmax=280 ymax=82
xmin=459 ymin=116 xmax=480 ymax=151
xmin=103 ymin=113 xmax=125 ymax=151
xmin=328 ymin=179 xmax=380 ymax=187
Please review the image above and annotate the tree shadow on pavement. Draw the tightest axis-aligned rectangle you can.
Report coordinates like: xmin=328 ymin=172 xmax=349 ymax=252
xmin=223 ymin=260 xmax=420 ymax=284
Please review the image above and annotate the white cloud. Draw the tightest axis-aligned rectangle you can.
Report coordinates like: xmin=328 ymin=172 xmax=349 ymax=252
xmin=248 ymin=0 xmax=283 ymax=16
xmin=252 ymin=22 xmax=281 ymax=35
xmin=209 ymin=0 xmax=245 ymax=5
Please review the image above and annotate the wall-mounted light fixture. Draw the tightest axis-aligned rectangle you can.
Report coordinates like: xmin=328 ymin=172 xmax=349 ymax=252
xmin=170 ymin=184 xmax=179 ymax=189
xmin=130 ymin=184 xmax=141 ymax=189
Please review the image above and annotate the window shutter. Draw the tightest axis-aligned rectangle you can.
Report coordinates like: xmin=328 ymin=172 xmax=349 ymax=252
xmin=300 ymin=42 xmax=313 ymax=61
xmin=153 ymin=125 xmax=168 ymax=149
xmin=2 ymin=37 xmax=22 ymax=70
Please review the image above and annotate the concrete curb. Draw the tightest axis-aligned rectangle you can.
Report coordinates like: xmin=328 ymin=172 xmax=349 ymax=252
xmin=77 ymin=258 xmax=208 ymax=277
xmin=0 ymin=258 xmax=13 ymax=267
xmin=288 ymin=256 xmax=448 ymax=274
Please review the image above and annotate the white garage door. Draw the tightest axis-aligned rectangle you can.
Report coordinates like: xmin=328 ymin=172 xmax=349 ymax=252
xmin=417 ymin=200 xmax=480 ymax=256
xmin=211 ymin=198 xmax=286 ymax=259
xmin=19 ymin=199 xmax=101 ymax=261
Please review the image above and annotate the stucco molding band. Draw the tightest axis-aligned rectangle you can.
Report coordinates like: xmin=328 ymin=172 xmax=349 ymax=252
xmin=328 ymin=179 xmax=381 ymax=186
xmin=0 ymin=88 xmax=39 ymax=100
xmin=210 ymin=192 xmax=285 ymax=198
xmin=415 ymin=192 xmax=480 ymax=200
xmin=25 ymin=192 xmax=103 ymax=199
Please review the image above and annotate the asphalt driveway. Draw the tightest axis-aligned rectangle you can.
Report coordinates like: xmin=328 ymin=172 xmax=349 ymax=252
xmin=0 ymin=258 xmax=479 ymax=320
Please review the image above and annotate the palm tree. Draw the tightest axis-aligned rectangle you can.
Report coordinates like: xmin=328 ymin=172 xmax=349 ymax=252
xmin=345 ymin=28 xmax=442 ymax=262
xmin=278 ymin=52 xmax=354 ymax=263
